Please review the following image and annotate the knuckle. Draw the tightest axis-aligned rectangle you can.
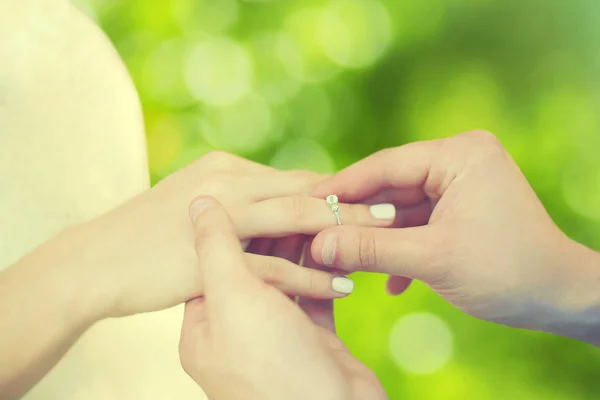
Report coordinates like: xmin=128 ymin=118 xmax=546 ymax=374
xmin=260 ymin=258 xmax=285 ymax=284
xmin=198 ymin=151 xmax=238 ymax=171
xmin=466 ymin=129 xmax=499 ymax=143
xmin=197 ymin=175 xmax=229 ymax=196
xmin=357 ymin=233 xmax=378 ymax=271
xmin=454 ymin=130 xmax=507 ymax=166
xmin=287 ymin=195 xmax=307 ymax=221
xmin=463 ymin=130 xmax=503 ymax=152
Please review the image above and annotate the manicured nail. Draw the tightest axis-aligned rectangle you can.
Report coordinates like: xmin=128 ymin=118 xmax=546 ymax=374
xmin=189 ymin=197 xmax=213 ymax=221
xmin=332 ymin=276 xmax=354 ymax=294
xmin=370 ymin=203 xmax=396 ymax=220
xmin=321 ymin=234 xmax=337 ymax=266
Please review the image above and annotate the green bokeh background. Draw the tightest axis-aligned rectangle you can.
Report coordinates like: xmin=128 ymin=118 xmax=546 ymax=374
xmin=74 ymin=0 xmax=600 ymax=398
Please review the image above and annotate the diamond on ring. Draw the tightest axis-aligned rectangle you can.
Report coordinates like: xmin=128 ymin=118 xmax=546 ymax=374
xmin=326 ymin=194 xmax=342 ymax=225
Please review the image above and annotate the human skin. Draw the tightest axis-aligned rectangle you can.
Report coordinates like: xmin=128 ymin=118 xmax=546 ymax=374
xmin=311 ymin=131 xmax=600 ymax=346
xmin=179 ymin=196 xmax=388 ymax=400
xmin=0 ymin=151 xmax=396 ymax=399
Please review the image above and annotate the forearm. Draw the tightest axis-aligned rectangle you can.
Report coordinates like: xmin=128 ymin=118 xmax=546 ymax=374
xmin=0 ymin=234 xmax=98 ymax=399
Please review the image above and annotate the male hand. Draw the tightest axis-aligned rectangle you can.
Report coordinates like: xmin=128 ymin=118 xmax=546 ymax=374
xmin=311 ymin=131 xmax=600 ymax=345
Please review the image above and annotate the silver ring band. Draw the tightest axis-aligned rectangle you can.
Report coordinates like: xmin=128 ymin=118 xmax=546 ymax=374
xmin=326 ymin=195 xmax=342 ymax=225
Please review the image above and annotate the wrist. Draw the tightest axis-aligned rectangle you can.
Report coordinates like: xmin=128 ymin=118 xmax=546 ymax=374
xmin=30 ymin=225 xmax=110 ymax=328
xmin=544 ymin=237 xmax=600 ymax=346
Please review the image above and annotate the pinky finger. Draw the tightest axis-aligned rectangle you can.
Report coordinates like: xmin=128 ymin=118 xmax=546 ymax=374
xmin=245 ymin=253 xmax=354 ymax=299
xmin=386 ymin=275 xmax=413 ymax=296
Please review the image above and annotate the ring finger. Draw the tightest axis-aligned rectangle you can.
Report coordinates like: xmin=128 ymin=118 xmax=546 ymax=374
xmin=232 ymin=196 xmax=397 ymax=239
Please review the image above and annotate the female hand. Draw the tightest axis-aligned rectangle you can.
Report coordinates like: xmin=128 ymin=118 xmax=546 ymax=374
xmin=179 ymin=197 xmax=388 ymax=400
xmin=38 ymin=151 xmax=395 ymax=321
xmin=310 ymin=131 xmax=600 ymax=344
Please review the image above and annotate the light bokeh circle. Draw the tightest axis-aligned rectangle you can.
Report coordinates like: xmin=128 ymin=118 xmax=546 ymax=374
xmin=248 ymin=32 xmax=303 ymax=105
xmin=142 ymin=39 xmax=195 ymax=107
xmin=562 ymin=156 xmax=600 ymax=221
xmin=389 ymin=312 xmax=454 ymax=375
xmin=278 ymin=7 xmax=342 ymax=83
xmin=201 ymin=93 xmax=273 ymax=154
xmin=319 ymin=0 xmax=393 ymax=68
xmin=287 ymin=85 xmax=331 ymax=138
xmin=269 ymin=138 xmax=335 ymax=173
xmin=172 ymin=0 xmax=239 ymax=35
xmin=185 ymin=37 xmax=254 ymax=106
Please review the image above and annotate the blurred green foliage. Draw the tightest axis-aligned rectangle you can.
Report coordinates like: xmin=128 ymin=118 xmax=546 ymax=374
xmin=74 ymin=0 xmax=600 ymax=398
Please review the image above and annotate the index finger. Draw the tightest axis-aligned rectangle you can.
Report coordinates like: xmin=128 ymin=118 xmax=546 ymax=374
xmin=311 ymin=141 xmax=439 ymax=202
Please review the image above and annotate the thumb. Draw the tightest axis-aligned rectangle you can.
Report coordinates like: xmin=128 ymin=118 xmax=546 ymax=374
xmin=189 ymin=196 xmax=258 ymax=298
xmin=180 ymin=197 xmax=259 ymax=367
xmin=310 ymin=225 xmax=445 ymax=282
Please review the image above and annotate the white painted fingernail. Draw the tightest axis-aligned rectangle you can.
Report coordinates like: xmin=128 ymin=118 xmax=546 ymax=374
xmin=370 ymin=203 xmax=396 ymax=220
xmin=332 ymin=277 xmax=354 ymax=294
xmin=321 ymin=234 xmax=337 ymax=266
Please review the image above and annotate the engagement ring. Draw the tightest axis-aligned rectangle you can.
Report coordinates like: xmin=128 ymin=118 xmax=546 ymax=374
xmin=326 ymin=194 xmax=342 ymax=225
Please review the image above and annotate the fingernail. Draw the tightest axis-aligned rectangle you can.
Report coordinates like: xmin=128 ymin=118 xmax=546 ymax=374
xmin=321 ymin=234 xmax=337 ymax=266
xmin=370 ymin=203 xmax=396 ymax=220
xmin=189 ymin=197 xmax=213 ymax=221
xmin=332 ymin=277 xmax=354 ymax=294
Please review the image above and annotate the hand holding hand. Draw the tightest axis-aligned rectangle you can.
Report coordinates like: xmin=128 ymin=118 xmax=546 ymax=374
xmin=311 ymin=131 xmax=600 ymax=344
xmin=40 ymin=152 xmax=395 ymax=321
xmin=179 ymin=197 xmax=388 ymax=400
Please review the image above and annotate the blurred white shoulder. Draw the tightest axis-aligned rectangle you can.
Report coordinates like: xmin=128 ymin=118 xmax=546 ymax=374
xmin=0 ymin=0 xmax=149 ymax=268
